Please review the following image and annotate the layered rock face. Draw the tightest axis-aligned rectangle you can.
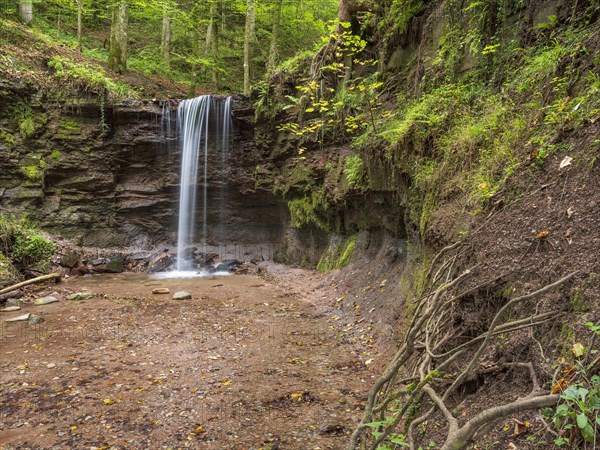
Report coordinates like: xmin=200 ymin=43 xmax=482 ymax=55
xmin=0 ymin=86 xmax=287 ymax=254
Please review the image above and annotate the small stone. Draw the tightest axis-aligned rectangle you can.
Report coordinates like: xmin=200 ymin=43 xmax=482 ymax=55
xmin=28 ymin=314 xmax=45 ymax=325
xmin=0 ymin=306 xmax=21 ymax=312
xmin=173 ymin=291 xmax=192 ymax=300
xmin=6 ymin=298 xmax=25 ymax=307
xmin=152 ymin=288 xmax=170 ymax=294
xmin=34 ymin=296 xmax=59 ymax=305
xmin=5 ymin=313 xmax=31 ymax=322
xmin=47 ymin=363 xmax=56 ymax=369
xmin=66 ymin=292 xmax=92 ymax=301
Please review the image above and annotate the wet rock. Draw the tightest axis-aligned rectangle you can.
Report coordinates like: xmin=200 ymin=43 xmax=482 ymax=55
xmin=173 ymin=291 xmax=192 ymax=300
xmin=34 ymin=296 xmax=59 ymax=305
xmin=93 ymin=255 xmax=125 ymax=273
xmin=60 ymin=250 xmax=81 ymax=269
xmin=66 ymin=292 xmax=92 ymax=301
xmin=70 ymin=261 xmax=91 ymax=276
xmin=0 ymin=306 xmax=21 ymax=312
xmin=152 ymin=288 xmax=170 ymax=294
xmin=148 ymin=252 xmax=176 ymax=273
xmin=194 ymin=252 xmax=219 ymax=266
xmin=215 ymin=259 xmax=242 ymax=272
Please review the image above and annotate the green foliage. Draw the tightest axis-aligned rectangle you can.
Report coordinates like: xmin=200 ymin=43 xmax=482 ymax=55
xmin=0 ymin=215 xmax=56 ymax=271
xmin=288 ymin=189 xmax=330 ymax=231
xmin=344 ymin=154 xmax=367 ymax=189
xmin=317 ymin=234 xmax=357 ymax=272
xmin=545 ymin=377 xmax=600 ymax=446
xmin=47 ymin=55 xmax=133 ymax=98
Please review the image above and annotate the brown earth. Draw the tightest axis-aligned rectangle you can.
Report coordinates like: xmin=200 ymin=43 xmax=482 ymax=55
xmin=0 ymin=267 xmax=383 ymax=450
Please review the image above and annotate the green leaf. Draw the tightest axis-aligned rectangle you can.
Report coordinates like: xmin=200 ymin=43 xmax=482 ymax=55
xmin=305 ymin=107 xmax=315 ymax=113
xmin=581 ymin=423 xmax=595 ymax=442
xmin=576 ymin=413 xmax=588 ymax=429
xmin=554 ymin=437 xmax=568 ymax=446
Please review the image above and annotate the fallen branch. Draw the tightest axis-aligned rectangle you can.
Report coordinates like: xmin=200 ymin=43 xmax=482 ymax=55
xmin=0 ymin=273 xmax=61 ymax=295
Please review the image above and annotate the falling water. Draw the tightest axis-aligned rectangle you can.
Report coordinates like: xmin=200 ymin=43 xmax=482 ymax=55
xmin=175 ymin=95 xmax=232 ymax=273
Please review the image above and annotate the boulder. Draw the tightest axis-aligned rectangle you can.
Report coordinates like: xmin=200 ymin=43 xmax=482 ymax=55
xmin=215 ymin=259 xmax=242 ymax=272
xmin=92 ymin=255 xmax=125 ymax=273
xmin=148 ymin=252 xmax=176 ymax=273
xmin=60 ymin=250 xmax=81 ymax=269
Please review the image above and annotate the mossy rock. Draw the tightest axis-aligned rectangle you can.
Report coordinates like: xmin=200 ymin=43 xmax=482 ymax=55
xmin=317 ymin=234 xmax=357 ymax=272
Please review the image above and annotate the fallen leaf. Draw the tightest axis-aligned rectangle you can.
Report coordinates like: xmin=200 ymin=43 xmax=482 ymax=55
xmin=572 ymin=342 xmax=585 ymax=357
xmin=559 ymin=156 xmax=573 ymax=170
xmin=220 ymin=380 xmax=232 ymax=386
xmin=567 ymin=207 xmax=575 ymax=218
xmin=290 ymin=393 xmax=303 ymax=401
xmin=103 ymin=398 xmax=114 ymax=405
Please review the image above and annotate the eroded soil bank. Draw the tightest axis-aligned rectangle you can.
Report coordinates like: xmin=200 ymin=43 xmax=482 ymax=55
xmin=0 ymin=268 xmax=379 ymax=449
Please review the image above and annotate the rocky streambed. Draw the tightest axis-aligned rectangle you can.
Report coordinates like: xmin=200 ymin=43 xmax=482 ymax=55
xmin=0 ymin=267 xmax=380 ymax=449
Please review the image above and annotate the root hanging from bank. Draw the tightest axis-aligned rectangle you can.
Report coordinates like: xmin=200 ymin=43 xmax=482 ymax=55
xmin=347 ymin=242 xmax=579 ymax=450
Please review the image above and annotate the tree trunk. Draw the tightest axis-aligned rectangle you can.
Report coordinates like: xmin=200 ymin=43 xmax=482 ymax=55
xmin=108 ymin=0 xmax=129 ymax=74
xmin=160 ymin=8 xmax=171 ymax=69
xmin=206 ymin=4 xmax=219 ymax=88
xmin=76 ymin=0 xmax=83 ymax=52
xmin=243 ymin=0 xmax=256 ymax=96
xmin=267 ymin=0 xmax=283 ymax=71
xmin=19 ymin=0 xmax=33 ymax=24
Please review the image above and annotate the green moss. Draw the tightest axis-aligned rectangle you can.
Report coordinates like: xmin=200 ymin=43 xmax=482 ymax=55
xmin=19 ymin=116 xmax=35 ymax=139
xmin=317 ymin=234 xmax=357 ymax=272
xmin=0 ymin=130 xmax=16 ymax=148
xmin=50 ymin=149 xmax=62 ymax=161
xmin=57 ymin=118 xmax=82 ymax=138
xmin=20 ymin=163 xmax=44 ymax=183
xmin=288 ymin=189 xmax=330 ymax=231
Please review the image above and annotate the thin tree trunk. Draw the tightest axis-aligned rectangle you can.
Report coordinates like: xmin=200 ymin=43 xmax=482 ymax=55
xmin=243 ymin=0 xmax=256 ymax=96
xmin=19 ymin=0 xmax=33 ymax=24
xmin=267 ymin=0 xmax=283 ymax=71
xmin=160 ymin=8 xmax=171 ymax=69
xmin=0 ymin=273 xmax=61 ymax=296
xmin=77 ymin=0 xmax=83 ymax=52
xmin=204 ymin=4 xmax=219 ymax=88
xmin=108 ymin=0 xmax=129 ymax=74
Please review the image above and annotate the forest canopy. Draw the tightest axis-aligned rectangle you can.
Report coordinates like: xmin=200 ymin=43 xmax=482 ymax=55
xmin=1 ymin=0 xmax=340 ymax=93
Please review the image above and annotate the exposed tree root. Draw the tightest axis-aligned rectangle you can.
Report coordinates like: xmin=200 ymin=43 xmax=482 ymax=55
xmin=347 ymin=241 xmax=579 ymax=450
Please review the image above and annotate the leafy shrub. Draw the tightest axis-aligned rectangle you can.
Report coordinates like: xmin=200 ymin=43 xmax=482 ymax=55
xmin=0 ymin=215 xmax=56 ymax=271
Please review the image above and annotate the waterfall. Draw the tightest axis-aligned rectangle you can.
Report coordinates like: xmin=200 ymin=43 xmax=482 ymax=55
xmin=174 ymin=95 xmax=232 ymax=273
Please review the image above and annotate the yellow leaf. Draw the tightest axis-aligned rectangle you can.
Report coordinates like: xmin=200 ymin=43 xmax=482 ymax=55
xmin=103 ymin=398 xmax=114 ymax=405
xmin=220 ymin=380 xmax=232 ymax=386
xmin=70 ymin=425 xmax=77 ymax=431
xmin=290 ymin=393 xmax=303 ymax=401
xmin=572 ymin=342 xmax=585 ymax=357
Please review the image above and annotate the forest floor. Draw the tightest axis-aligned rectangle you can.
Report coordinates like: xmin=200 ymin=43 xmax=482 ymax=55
xmin=0 ymin=266 xmax=383 ymax=450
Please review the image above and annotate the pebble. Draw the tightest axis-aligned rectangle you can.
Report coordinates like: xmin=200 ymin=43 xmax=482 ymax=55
xmin=173 ymin=291 xmax=192 ymax=300
xmin=34 ymin=296 xmax=59 ymax=305
xmin=0 ymin=306 xmax=21 ymax=312
xmin=46 ymin=363 xmax=56 ymax=369
xmin=152 ymin=288 xmax=170 ymax=294
xmin=28 ymin=314 xmax=45 ymax=325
